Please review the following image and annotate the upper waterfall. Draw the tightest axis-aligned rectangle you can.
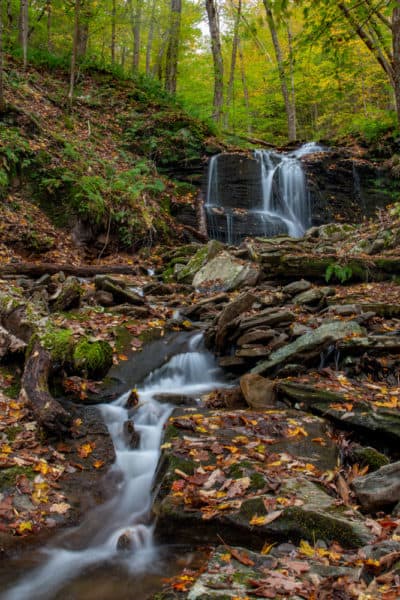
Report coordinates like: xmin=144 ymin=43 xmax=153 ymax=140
xmin=205 ymin=142 xmax=325 ymax=244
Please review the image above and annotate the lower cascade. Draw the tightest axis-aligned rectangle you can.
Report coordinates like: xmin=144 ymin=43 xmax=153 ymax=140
xmin=2 ymin=333 xmax=227 ymax=600
xmin=205 ymin=142 xmax=324 ymax=244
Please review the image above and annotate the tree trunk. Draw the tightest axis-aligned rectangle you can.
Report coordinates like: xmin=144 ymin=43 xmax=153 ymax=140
xmin=393 ymin=5 xmax=400 ymax=126
xmin=165 ymin=0 xmax=182 ymax=94
xmin=0 ymin=0 xmax=5 ymax=113
xmin=111 ymin=0 xmax=116 ymax=64
xmin=46 ymin=0 xmax=52 ymax=52
xmin=262 ymin=0 xmax=296 ymax=141
xmin=225 ymin=0 xmax=241 ymax=128
xmin=128 ymin=0 xmax=142 ymax=71
xmin=146 ymin=0 xmax=157 ymax=75
xmin=69 ymin=0 xmax=80 ymax=104
xmin=205 ymin=0 xmax=224 ymax=123
xmin=20 ymin=0 xmax=28 ymax=69
xmin=21 ymin=341 xmax=72 ymax=434
xmin=238 ymin=38 xmax=251 ymax=133
xmin=133 ymin=0 xmax=142 ymax=70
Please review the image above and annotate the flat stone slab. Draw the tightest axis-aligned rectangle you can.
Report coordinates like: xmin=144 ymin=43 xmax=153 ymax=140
xmin=252 ymin=320 xmax=364 ymax=376
xmin=153 ymin=407 xmax=371 ymax=549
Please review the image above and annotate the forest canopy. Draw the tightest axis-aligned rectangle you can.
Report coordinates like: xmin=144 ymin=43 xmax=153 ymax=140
xmin=1 ymin=0 xmax=400 ymax=144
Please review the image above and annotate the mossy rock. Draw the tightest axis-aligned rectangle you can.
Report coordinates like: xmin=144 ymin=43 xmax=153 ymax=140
xmin=351 ymin=446 xmax=390 ymax=472
xmin=73 ymin=339 xmax=113 ymax=379
xmin=0 ymin=466 xmax=35 ymax=491
xmin=40 ymin=327 xmax=74 ymax=363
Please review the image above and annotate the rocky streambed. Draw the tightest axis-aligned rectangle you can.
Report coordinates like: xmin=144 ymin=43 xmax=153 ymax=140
xmin=1 ymin=218 xmax=400 ymax=598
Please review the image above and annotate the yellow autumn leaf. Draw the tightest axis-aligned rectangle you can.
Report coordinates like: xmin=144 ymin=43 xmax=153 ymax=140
xmin=34 ymin=461 xmax=50 ymax=475
xmin=299 ymin=540 xmax=315 ymax=557
xmin=250 ymin=514 xmax=268 ymax=526
xmin=1 ymin=444 xmax=12 ymax=454
xmin=93 ymin=460 xmax=104 ymax=469
xmin=261 ymin=542 xmax=276 ymax=555
xmin=17 ymin=521 xmax=33 ymax=534
xmin=78 ymin=442 xmax=95 ymax=458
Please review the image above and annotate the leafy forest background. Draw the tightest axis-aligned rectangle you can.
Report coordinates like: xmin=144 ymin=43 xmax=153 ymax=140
xmin=2 ymin=0 xmax=400 ymax=146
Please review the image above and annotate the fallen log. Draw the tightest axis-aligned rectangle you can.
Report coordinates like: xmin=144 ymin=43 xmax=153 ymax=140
xmin=20 ymin=340 xmax=72 ymax=434
xmin=0 ymin=263 xmax=140 ymax=278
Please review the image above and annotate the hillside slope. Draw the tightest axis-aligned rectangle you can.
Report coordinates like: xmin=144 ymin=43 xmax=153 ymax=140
xmin=0 ymin=57 xmax=223 ymax=264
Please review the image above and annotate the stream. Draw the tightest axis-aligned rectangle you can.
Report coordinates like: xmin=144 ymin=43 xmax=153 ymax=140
xmin=0 ymin=333 xmax=228 ymax=600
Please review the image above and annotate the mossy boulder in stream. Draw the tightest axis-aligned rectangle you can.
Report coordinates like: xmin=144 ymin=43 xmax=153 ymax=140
xmin=73 ymin=339 xmax=113 ymax=379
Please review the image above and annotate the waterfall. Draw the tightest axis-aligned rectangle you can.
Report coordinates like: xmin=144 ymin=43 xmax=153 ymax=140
xmin=205 ymin=142 xmax=325 ymax=243
xmin=254 ymin=149 xmax=311 ymax=238
xmin=2 ymin=334 xmax=228 ymax=600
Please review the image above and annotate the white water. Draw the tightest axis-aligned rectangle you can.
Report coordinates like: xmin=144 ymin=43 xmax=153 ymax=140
xmin=253 ymin=144 xmax=325 ymax=238
xmin=205 ymin=142 xmax=325 ymax=242
xmin=2 ymin=333 xmax=226 ymax=600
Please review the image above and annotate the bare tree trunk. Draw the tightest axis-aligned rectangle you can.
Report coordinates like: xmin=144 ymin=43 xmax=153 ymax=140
xmin=146 ymin=0 xmax=157 ymax=75
xmin=153 ymin=30 xmax=168 ymax=81
xmin=111 ymin=0 xmax=116 ymax=64
xmin=128 ymin=0 xmax=142 ymax=71
xmin=165 ymin=0 xmax=182 ymax=94
xmin=69 ymin=0 xmax=80 ymax=104
xmin=0 ymin=0 xmax=5 ymax=113
xmin=238 ymin=38 xmax=251 ymax=134
xmin=205 ymin=0 xmax=224 ymax=123
xmin=46 ymin=0 xmax=52 ymax=52
xmin=287 ymin=20 xmax=297 ymax=138
xmin=20 ymin=0 xmax=28 ymax=69
xmin=121 ymin=45 xmax=126 ymax=69
xmin=393 ymin=5 xmax=400 ymax=127
xmin=262 ymin=0 xmax=296 ymax=141
xmin=133 ymin=0 xmax=142 ymax=70
xmin=225 ymin=0 xmax=241 ymax=128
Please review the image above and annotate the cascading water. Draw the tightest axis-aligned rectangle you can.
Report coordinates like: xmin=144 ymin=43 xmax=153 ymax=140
xmin=205 ymin=142 xmax=325 ymax=243
xmin=1 ymin=333 xmax=227 ymax=600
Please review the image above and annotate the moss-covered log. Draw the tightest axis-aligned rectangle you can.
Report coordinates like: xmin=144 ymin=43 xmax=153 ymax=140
xmin=20 ymin=340 xmax=72 ymax=434
xmin=259 ymin=253 xmax=400 ymax=283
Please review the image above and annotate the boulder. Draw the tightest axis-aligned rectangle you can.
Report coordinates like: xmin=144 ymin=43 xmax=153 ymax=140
xmin=283 ymin=279 xmax=312 ymax=295
xmin=352 ymin=461 xmax=400 ymax=513
xmin=239 ymin=309 xmax=296 ymax=332
xmin=252 ymin=320 xmax=364 ymax=375
xmin=237 ymin=329 xmax=277 ymax=346
xmin=94 ymin=275 xmax=144 ymax=306
xmin=214 ymin=292 xmax=257 ymax=352
xmin=240 ymin=373 xmax=276 ymax=408
xmin=50 ymin=276 xmax=82 ymax=312
xmin=192 ymin=252 xmax=260 ymax=292
xmin=176 ymin=241 xmax=223 ymax=283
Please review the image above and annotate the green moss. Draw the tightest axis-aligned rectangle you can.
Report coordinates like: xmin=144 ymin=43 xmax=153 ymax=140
xmin=163 ymin=424 xmax=181 ymax=443
xmin=73 ymin=339 xmax=113 ymax=379
xmin=4 ymin=425 xmax=23 ymax=441
xmin=41 ymin=327 xmax=74 ymax=362
xmin=176 ymin=245 xmax=209 ymax=283
xmin=0 ymin=466 xmax=35 ymax=491
xmin=250 ymin=472 xmax=266 ymax=491
xmin=167 ymin=453 xmax=195 ymax=478
xmin=228 ymin=460 xmax=253 ymax=479
xmin=352 ymin=446 xmax=390 ymax=472
xmin=280 ymin=506 xmax=366 ymax=548
xmin=239 ymin=497 xmax=267 ymax=520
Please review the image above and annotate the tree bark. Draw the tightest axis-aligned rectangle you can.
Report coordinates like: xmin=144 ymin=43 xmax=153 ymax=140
xmin=21 ymin=341 xmax=72 ymax=434
xmin=262 ymin=0 xmax=296 ymax=141
xmin=393 ymin=5 xmax=400 ymax=125
xmin=20 ymin=0 xmax=28 ymax=69
xmin=128 ymin=0 xmax=142 ymax=71
xmin=205 ymin=0 xmax=224 ymax=123
xmin=0 ymin=262 xmax=140 ymax=278
xmin=111 ymin=0 xmax=116 ymax=64
xmin=69 ymin=0 xmax=80 ymax=104
xmin=0 ymin=0 xmax=5 ymax=113
xmin=46 ymin=0 xmax=52 ymax=52
xmin=238 ymin=38 xmax=252 ymax=133
xmin=225 ymin=0 xmax=242 ymax=128
xmin=145 ymin=0 xmax=157 ymax=75
xmin=165 ymin=0 xmax=182 ymax=94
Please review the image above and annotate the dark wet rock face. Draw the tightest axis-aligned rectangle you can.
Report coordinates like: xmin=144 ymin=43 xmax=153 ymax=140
xmin=352 ymin=461 xmax=400 ymax=513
